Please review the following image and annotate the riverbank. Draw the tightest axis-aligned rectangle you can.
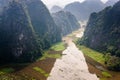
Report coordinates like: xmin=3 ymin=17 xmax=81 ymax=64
xmin=47 ymin=34 xmax=99 ymax=80
xmin=73 ymin=28 xmax=120 ymax=80
xmin=0 ymin=28 xmax=119 ymax=80
xmin=85 ymin=53 xmax=120 ymax=80
xmin=0 ymin=42 xmax=65 ymax=80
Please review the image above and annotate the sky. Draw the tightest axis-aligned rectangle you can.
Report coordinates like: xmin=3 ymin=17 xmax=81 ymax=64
xmin=41 ymin=0 xmax=108 ymax=9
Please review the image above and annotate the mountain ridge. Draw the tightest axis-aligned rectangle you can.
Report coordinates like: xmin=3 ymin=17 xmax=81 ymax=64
xmin=52 ymin=11 xmax=80 ymax=36
xmin=0 ymin=0 xmax=61 ymax=64
xmin=80 ymin=1 xmax=120 ymax=70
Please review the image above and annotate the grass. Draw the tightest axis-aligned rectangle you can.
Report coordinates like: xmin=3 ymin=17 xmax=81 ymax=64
xmin=50 ymin=42 xmax=65 ymax=51
xmin=0 ymin=68 xmax=14 ymax=75
xmin=100 ymin=78 xmax=107 ymax=80
xmin=102 ymin=71 xmax=112 ymax=78
xmin=67 ymin=33 xmax=74 ymax=37
xmin=77 ymin=45 xmax=105 ymax=64
xmin=40 ymin=51 xmax=62 ymax=60
xmin=33 ymin=67 xmax=49 ymax=77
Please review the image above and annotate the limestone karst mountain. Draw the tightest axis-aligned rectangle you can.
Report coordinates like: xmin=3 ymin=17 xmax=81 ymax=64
xmin=52 ymin=11 xmax=80 ymax=36
xmin=0 ymin=0 xmax=61 ymax=64
xmin=105 ymin=0 xmax=119 ymax=6
xmin=81 ymin=1 xmax=120 ymax=70
xmin=64 ymin=0 xmax=105 ymax=21
xmin=50 ymin=5 xmax=62 ymax=13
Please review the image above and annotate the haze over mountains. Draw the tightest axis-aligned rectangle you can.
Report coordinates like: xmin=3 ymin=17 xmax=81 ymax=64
xmin=42 ymin=0 xmax=108 ymax=9
xmin=50 ymin=0 xmax=119 ymax=21
xmin=105 ymin=0 xmax=119 ymax=6
xmin=0 ymin=0 xmax=82 ymax=64
xmin=0 ymin=0 xmax=120 ymax=80
xmin=64 ymin=0 xmax=105 ymax=21
xmin=65 ymin=0 xmax=119 ymax=21
xmin=50 ymin=5 xmax=62 ymax=13
xmin=52 ymin=11 xmax=80 ymax=36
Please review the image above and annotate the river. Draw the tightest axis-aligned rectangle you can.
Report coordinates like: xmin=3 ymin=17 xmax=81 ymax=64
xmin=47 ymin=29 xmax=99 ymax=80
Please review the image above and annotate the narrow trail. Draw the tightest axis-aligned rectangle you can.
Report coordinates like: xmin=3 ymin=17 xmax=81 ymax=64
xmin=47 ymin=29 xmax=99 ymax=80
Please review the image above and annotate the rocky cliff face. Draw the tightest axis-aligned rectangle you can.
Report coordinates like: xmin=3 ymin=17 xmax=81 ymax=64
xmin=64 ymin=0 xmax=104 ymax=21
xmin=0 ymin=0 xmax=11 ymax=12
xmin=83 ymin=1 xmax=120 ymax=57
xmin=0 ymin=0 xmax=61 ymax=64
xmin=24 ymin=0 xmax=61 ymax=49
xmin=0 ymin=0 xmax=41 ymax=63
xmin=52 ymin=11 xmax=80 ymax=36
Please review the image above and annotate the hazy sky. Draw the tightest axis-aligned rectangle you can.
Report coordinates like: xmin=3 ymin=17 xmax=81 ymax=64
xmin=41 ymin=0 xmax=108 ymax=9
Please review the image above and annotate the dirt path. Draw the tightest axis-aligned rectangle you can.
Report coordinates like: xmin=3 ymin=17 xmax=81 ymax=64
xmin=47 ymin=30 xmax=99 ymax=80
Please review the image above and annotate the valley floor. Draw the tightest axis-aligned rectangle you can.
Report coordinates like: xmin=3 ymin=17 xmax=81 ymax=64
xmin=0 ymin=28 xmax=120 ymax=80
xmin=47 ymin=35 xmax=99 ymax=80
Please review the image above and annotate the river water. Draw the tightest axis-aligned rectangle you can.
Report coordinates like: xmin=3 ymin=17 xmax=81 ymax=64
xmin=47 ymin=29 xmax=99 ymax=80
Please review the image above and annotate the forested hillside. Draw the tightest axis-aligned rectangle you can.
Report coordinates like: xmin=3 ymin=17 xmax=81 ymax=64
xmin=80 ymin=1 xmax=120 ymax=70
xmin=0 ymin=0 xmax=61 ymax=64
xmin=24 ymin=0 xmax=61 ymax=49
xmin=52 ymin=11 xmax=80 ymax=36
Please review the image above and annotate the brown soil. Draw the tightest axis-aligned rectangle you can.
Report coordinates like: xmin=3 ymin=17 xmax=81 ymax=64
xmin=14 ymin=50 xmax=63 ymax=80
xmin=0 ymin=50 xmax=63 ymax=80
xmin=85 ymin=54 xmax=120 ymax=80
xmin=16 ymin=58 xmax=56 ymax=80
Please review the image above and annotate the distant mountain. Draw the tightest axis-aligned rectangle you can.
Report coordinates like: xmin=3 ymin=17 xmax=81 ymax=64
xmin=52 ymin=11 xmax=80 ymax=36
xmin=0 ymin=0 xmax=10 ymax=7
xmin=64 ymin=0 xmax=105 ymax=21
xmin=50 ymin=5 xmax=62 ymax=13
xmin=81 ymin=1 xmax=120 ymax=70
xmin=0 ymin=0 xmax=61 ymax=64
xmin=105 ymin=0 xmax=119 ymax=6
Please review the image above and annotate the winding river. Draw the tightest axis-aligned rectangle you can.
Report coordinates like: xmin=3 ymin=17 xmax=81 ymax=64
xmin=47 ymin=29 xmax=99 ymax=80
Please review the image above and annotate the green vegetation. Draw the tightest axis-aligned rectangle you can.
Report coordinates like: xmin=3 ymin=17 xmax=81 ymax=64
xmin=50 ymin=42 xmax=65 ymax=51
xmin=0 ymin=0 xmax=61 ymax=64
xmin=52 ymin=11 xmax=80 ymax=36
xmin=33 ymin=67 xmax=49 ymax=77
xmin=0 ymin=73 xmax=36 ymax=80
xmin=67 ymin=33 xmax=74 ymax=37
xmin=0 ymin=75 xmax=14 ymax=80
xmin=40 ymin=51 xmax=62 ymax=60
xmin=77 ymin=45 xmax=105 ymax=64
xmin=105 ymin=55 xmax=120 ymax=71
xmin=100 ymin=78 xmax=107 ymax=80
xmin=0 ymin=68 xmax=14 ymax=75
xmin=102 ymin=71 xmax=112 ymax=78
xmin=80 ymin=2 xmax=120 ymax=70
